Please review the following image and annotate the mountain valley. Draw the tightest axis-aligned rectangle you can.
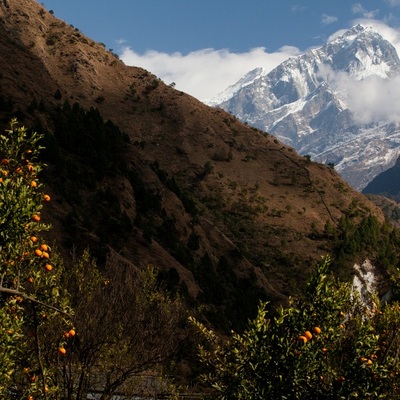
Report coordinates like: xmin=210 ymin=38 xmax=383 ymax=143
xmin=0 ymin=0 xmax=398 ymax=332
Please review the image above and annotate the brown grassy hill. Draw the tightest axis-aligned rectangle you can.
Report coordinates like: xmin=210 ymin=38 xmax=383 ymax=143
xmin=0 ymin=0 xmax=391 ymax=329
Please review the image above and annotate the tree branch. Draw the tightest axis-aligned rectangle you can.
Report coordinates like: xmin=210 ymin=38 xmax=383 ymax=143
xmin=33 ymin=304 xmax=48 ymax=400
xmin=0 ymin=285 xmax=71 ymax=318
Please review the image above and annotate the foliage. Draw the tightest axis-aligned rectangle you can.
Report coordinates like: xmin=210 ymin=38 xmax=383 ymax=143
xmin=0 ymin=119 xmax=187 ymax=399
xmin=0 ymin=120 xmax=72 ymax=399
xmin=331 ymin=214 xmax=400 ymax=283
xmin=46 ymin=100 xmax=129 ymax=174
xmin=191 ymin=255 xmax=400 ymax=399
xmin=59 ymin=250 xmax=188 ymax=399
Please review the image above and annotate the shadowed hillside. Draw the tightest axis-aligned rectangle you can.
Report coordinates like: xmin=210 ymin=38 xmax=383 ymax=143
xmin=0 ymin=0 xmax=395 ymax=330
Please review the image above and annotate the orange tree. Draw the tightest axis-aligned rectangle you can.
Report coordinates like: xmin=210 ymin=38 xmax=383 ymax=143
xmin=0 ymin=119 xmax=72 ymax=400
xmin=190 ymin=255 xmax=400 ymax=399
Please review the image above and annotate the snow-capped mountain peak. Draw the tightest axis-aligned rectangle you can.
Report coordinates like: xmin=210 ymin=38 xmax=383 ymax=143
xmin=209 ymin=24 xmax=400 ymax=191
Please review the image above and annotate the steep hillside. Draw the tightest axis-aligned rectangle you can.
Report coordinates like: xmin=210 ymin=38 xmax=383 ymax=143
xmin=363 ymin=157 xmax=400 ymax=200
xmin=0 ymin=0 xmax=392 ymax=329
xmin=365 ymin=194 xmax=400 ymax=228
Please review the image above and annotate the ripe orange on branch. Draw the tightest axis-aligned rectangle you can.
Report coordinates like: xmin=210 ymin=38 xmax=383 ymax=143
xmin=298 ymin=335 xmax=308 ymax=343
xmin=58 ymin=347 xmax=67 ymax=355
xmin=44 ymin=264 xmax=53 ymax=272
xmin=34 ymin=249 xmax=43 ymax=257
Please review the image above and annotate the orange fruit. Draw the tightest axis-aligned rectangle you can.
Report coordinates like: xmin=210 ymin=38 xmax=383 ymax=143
xmin=322 ymin=347 xmax=328 ymax=352
xmin=43 ymin=194 xmax=51 ymax=202
xmin=339 ymin=324 xmax=344 ymax=329
xmin=32 ymin=214 xmax=40 ymax=222
xmin=313 ymin=326 xmax=321 ymax=334
xmin=69 ymin=329 xmax=76 ymax=337
xmin=40 ymin=244 xmax=48 ymax=251
xmin=298 ymin=335 xmax=308 ymax=343
xmin=366 ymin=359 xmax=373 ymax=365
xmin=34 ymin=249 xmax=43 ymax=257
xmin=44 ymin=264 xmax=53 ymax=272
xmin=30 ymin=180 xmax=37 ymax=188
xmin=42 ymin=251 xmax=50 ymax=259
xmin=28 ymin=277 xmax=34 ymax=283
xmin=58 ymin=347 xmax=66 ymax=355
xmin=304 ymin=331 xmax=313 ymax=340
xmin=30 ymin=236 xmax=38 ymax=243
xmin=1 ymin=158 xmax=9 ymax=165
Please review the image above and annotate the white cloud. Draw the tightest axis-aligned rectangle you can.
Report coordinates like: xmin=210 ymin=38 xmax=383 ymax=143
xmin=386 ymin=0 xmax=400 ymax=6
xmin=352 ymin=3 xmax=380 ymax=18
xmin=327 ymin=29 xmax=348 ymax=42
xmin=318 ymin=20 xmax=400 ymax=125
xmin=119 ymin=46 xmax=299 ymax=101
xmin=319 ymin=65 xmax=400 ymax=124
xmin=291 ymin=5 xmax=307 ymax=12
xmin=345 ymin=75 xmax=400 ymax=124
xmin=321 ymin=14 xmax=338 ymax=25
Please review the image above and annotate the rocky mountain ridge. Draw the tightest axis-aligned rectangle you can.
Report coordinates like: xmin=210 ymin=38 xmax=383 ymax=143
xmin=210 ymin=25 xmax=400 ymax=191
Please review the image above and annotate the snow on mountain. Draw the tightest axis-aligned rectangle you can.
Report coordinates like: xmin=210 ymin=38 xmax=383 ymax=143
xmin=208 ymin=25 xmax=400 ymax=191
xmin=206 ymin=67 xmax=267 ymax=106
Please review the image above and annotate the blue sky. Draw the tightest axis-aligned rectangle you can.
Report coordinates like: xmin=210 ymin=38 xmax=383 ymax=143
xmin=40 ymin=1 xmax=400 ymax=100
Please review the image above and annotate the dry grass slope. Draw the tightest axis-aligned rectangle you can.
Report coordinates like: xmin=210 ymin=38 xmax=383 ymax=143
xmin=0 ymin=0 xmax=388 ymax=328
